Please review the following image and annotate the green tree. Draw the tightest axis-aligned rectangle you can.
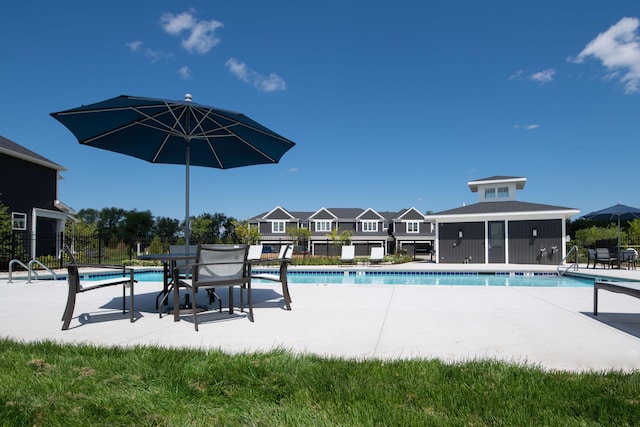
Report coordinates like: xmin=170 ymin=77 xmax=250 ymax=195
xmin=76 ymin=208 xmax=100 ymax=224
xmin=155 ymin=217 xmax=181 ymax=240
xmin=0 ymin=196 xmax=12 ymax=262
xmin=287 ymin=226 xmax=311 ymax=248
xmin=628 ymin=219 xmax=640 ymax=243
xmin=120 ymin=210 xmax=154 ymax=243
xmin=233 ymin=220 xmax=261 ymax=244
xmin=98 ymin=207 xmax=126 ymax=245
xmin=147 ymin=235 xmax=164 ymax=254
xmin=190 ymin=215 xmax=213 ymax=242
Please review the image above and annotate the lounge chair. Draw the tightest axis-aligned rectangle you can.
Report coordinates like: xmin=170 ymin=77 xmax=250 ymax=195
xmin=369 ymin=247 xmax=384 ymax=264
xmin=247 ymin=244 xmax=263 ymax=261
xmin=62 ymin=246 xmax=136 ymax=330
xmin=177 ymin=244 xmax=252 ymax=331
xmin=340 ymin=245 xmax=356 ymax=264
xmin=594 ymin=248 xmax=617 ymax=269
xmin=586 ymin=248 xmax=596 ymax=268
xmin=251 ymin=244 xmax=294 ymax=310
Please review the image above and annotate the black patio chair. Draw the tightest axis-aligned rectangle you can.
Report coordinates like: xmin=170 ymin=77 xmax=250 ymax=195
xmin=177 ymin=244 xmax=251 ymax=331
xmin=62 ymin=246 xmax=136 ymax=330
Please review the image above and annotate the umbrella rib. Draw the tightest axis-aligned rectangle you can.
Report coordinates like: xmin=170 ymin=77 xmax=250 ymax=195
xmin=196 ymin=109 xmax=283 ymax=162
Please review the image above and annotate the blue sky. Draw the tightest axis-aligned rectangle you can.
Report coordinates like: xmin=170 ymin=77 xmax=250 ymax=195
xmin=1 ymin=1 xmax=639 ymax=222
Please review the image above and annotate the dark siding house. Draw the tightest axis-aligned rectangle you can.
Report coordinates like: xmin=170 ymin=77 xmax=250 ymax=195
xmin=427 ymin=176 xmax=579 ymax=264
xmin=248 ymin=206 xmax=435 ymax=257
xmin=0 ymin=135 xmax=73 ymax=265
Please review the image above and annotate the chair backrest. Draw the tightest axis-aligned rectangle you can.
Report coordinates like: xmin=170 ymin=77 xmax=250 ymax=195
xmin=595 ymin=248 xmax=611 ymax=259
xmin=248 ymin=245 xmax=263 ymax=260
xmin=64 ymin=246 xmax=81 ymax=292
xmin=588 ymin=248 xmax=596 ymax=260
xmin=170 ymin=244 xmax=199 ymax=274
xmin=282 ymin=244 xmax=294 ymax=260
xmin=194 ymin=244 xmax=248 ymax=284
xmin=370 ymin=247 xmax=384 ymax=259
xmin=341 ymin=245 xmax=355 ymax=259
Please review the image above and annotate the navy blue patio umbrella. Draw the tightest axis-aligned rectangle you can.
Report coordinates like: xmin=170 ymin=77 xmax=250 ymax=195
xmin=580 ymin=202 xmax=640 ymax=248
xmin=51 ymin=94 xmax=296 ymax=248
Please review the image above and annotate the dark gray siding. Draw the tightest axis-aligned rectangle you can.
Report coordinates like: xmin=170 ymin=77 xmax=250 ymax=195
xmin=508 ymin=219 xmax=563 ymax=265
xmin=438 ymin=222 xmax=485 ymax=263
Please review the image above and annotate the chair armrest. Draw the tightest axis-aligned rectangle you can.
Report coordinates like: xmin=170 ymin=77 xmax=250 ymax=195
xmin=175 ymin=260 xmax=254 ymax=273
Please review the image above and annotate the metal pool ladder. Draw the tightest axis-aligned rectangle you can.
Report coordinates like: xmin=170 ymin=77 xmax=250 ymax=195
xmin=8 ymin=259 xmax=58 ymax=283
xmin=557 ymin=245 xmax=579 ymax=276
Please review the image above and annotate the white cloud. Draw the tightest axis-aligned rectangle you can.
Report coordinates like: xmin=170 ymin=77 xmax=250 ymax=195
xmin=179 ymin=66 xmax=192 ymax=80
xmin=225 ymin=58 xmax=287 ymax=93
xmin=529 ymin=69 xmax=555 ymax=85
xmin=573 ymin=17 xmax=640 ymax=94
xmin=513 ymin=124 xmax=539 ymax=130
xmin=509 ymin=69 xmax=524 ymax=80
xmin=287 ymin=167 xmax=298 ymax=173
xmin=126 ymin=40 xmax=172 ymax=63
xmin=160 ymin=10 xmax=223 ymax=54
xmin=126 ymin=41 xmax=143 ymax=52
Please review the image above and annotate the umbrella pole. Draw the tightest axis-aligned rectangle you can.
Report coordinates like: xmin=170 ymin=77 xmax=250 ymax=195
xmin=185 ymin=139 xmax=191 ymax=253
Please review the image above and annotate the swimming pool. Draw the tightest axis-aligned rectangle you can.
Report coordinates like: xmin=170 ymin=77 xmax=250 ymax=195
xmin=82 ymin=269 xmax=593 ymax=287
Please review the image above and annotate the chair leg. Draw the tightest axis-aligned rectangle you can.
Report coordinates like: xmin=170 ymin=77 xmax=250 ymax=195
xmin=246 ymin=281 xmax=254 ymax=322
xmin=61 ymin=287 xmax=77 ymax=330
xmin=282 ymin=279 xmax=292 ymax=310
xmin=128 ymin=281 xmax=135 ymax=323
xmin=191 ymin=286 xmax=199 ymax=331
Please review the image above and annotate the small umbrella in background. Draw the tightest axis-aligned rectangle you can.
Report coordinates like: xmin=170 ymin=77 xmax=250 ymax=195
xmin=51 ymin=94 xmax=296 ymax=249
xmin=580 ymin=202 xmax=640 ymax=248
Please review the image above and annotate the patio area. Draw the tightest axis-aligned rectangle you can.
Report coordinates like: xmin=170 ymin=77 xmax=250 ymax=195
xmin=1 ymin=263 xmax=639 ymax=372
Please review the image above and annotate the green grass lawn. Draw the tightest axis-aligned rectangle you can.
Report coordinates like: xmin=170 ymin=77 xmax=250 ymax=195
xmin=1 ymin=338 xmax=639 ymax=426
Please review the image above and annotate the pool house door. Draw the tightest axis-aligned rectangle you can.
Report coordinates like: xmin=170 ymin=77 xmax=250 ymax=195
xmin=488 ymin=221 xmax=505 ymax=263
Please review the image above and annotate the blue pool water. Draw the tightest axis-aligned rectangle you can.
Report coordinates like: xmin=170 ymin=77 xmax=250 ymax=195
xmin=83 ymin=269 xmax=593 ymax=287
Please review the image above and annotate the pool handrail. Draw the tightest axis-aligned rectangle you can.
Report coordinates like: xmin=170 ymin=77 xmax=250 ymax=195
xmin=557 ymin=245 xmax=579 ymax=276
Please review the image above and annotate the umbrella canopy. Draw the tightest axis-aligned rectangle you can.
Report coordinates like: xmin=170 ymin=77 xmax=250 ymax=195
xmin=580 ymin=202 xmax=640 ymax=247
xmin=51 ymin=94 xmax=296 ymax=246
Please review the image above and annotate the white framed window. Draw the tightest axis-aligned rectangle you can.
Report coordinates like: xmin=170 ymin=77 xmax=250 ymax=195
xmin=272 ymin=221 xmax=285 ymax=233
xmin=485 ymin=188 xmax=496 ymax=199
xmin=406 ymin=221 xmax=419 ymax=233
xmin=362 ymin=220 xmax=378 ymax=232
xmin=383 ymin=221 xmax=389 ymax=231
xmin=315 ymin=220 xmax=331 ymax=232
xmin=498 ymin=187 xmax=509 ymax=198
xmin=12 ymin=212 xmax=27 ymax=230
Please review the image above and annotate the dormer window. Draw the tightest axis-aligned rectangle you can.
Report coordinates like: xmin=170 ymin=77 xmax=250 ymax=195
xmin=362 ymin=220 xmax=378 ymax=232
xmin=485 ymin=188 xmax=496 ymax=199
xmin=315 ymin=220 xmax=331 ymax=232
xmin=498 ymin=187 xmax=509 ymax=198
xmin=272 ymin=221 xmax=285 ymax=233
xmin=406 ymin=221 xmax=419 ymax=233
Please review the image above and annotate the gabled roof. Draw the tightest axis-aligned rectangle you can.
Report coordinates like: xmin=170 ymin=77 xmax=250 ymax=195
xmin=394 ymin=207 xmax=425 ymax=221
xmin=428 ymin=200 xmax=578 ymax=217
xmin=356 ymin=208 xmax=384 ymax=220
xmin=310 ymin=207 xmax=364 ymax=220
xmin=468 ymin=176 xmax=526 ymax=192
xmin=0 ymin=135 xmax=66 ymax=171
xmin=262 ymin=206 xmax=295 ymax=220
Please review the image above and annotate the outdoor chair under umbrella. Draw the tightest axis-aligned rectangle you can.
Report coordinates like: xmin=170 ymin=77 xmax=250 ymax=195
xmin=580 ymin=202 xmax=640 ymax=249
xmin=51 ymin=94 xmax=296 ymax=248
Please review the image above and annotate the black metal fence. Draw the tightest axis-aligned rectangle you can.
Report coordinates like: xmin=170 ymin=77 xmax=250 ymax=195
xmin=1 ymin=230 xmax=636 ymax=272
xmin=0 ymin=232 xmax=230 ymax=272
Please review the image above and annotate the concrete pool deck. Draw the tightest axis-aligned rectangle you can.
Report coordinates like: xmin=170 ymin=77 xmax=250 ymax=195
xmin=1 ymin=262 xmax=639 ymax=372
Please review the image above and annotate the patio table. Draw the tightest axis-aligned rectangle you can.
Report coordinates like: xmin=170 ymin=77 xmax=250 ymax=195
xmin=137 ymin=253 xmax=196 ymax=322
